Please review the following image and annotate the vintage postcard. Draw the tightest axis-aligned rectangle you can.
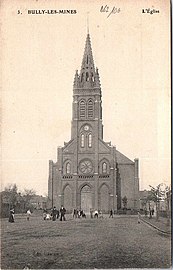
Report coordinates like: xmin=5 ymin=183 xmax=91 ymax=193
xmin=1 ymin=0 xmax=171 ymax=269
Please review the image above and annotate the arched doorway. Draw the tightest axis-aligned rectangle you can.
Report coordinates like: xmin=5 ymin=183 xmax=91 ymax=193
xmin=99 ymin=184 xmax=109 ymax=213
xmin=64 ymin=185 xmax=73 ymax=213
xmin=81 ymin=185 xmax=92 ymax=214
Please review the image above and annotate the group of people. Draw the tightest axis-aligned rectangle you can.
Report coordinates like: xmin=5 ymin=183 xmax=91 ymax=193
xmin=73 ymin=209 xmax=86 ymax=218
xmin=8 ymin=208 xmax=32 ymax=223
xmin=144 ymin=207 xmax=155 ymax=218
xmin=8 ymin=206 xmax=115 ymax=223
xmin=43 ymin=206 xmax=66 ymax=221
xmin=90 ymin=209 xmax=113 ymax=218
xmin=72 ymin=209 xmax=104 ymax=219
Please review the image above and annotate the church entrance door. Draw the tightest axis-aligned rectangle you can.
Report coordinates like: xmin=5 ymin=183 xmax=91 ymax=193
xmin=81 ymin=185 xmax=92 ymax=214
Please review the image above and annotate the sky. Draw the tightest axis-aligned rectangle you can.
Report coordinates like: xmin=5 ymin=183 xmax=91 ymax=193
xmin=1 ymin=0 xmax=171 ymax=195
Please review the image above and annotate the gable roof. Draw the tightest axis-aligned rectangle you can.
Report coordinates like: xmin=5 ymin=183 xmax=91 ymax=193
xmin=99 ymin=139 xmax=111 ymax=153
xmin=116 ymin=150 xmax=134 ymax=164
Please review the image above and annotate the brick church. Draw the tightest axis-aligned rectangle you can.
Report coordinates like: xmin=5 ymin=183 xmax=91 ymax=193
xmin=48 ymin=32 xmax=139 ymax=213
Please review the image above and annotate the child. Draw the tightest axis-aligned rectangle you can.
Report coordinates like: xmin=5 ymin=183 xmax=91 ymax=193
xmin=26 ymin=209 xmax=31 ymax=221
xmin=9 ymin=209 xmax=15 ymax=223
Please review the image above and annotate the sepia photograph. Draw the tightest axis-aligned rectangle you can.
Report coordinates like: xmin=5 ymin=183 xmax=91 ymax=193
xmin=1 ymin=0 xmax=171 ymax=269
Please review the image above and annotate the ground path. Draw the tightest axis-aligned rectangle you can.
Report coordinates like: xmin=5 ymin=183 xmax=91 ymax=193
xmin=1 ymin=214 xmax=171 ymax=269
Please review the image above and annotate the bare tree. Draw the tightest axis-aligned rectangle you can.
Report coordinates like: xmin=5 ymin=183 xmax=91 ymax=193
xmin=4 ymin=184 xmax=18 ymax=209
xmin=22 ymin=189 xmax=36 ymax=210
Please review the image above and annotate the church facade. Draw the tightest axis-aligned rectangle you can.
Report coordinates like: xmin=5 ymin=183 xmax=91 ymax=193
xmin=48 ymin=33 xmax=139 ymax=213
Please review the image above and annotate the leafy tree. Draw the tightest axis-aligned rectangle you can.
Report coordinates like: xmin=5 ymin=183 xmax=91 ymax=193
xmin=148 ymin=183 xmax=169 ymax=221
xmin=141 ymin=199 xmax=147 ymax=209
xmin=1 ymin=185 xmax=38 ymax=215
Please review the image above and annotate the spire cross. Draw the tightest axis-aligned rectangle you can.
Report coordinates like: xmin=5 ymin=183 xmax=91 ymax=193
xmin=87 ymin=12 xmax=89 ymax=34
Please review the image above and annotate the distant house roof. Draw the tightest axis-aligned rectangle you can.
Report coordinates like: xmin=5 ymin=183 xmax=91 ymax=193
xmin=30 ymin=195 xmax=47 ymax=203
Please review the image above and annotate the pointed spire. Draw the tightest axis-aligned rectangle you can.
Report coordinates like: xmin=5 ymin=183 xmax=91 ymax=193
xmin=78 ymin=33 xmax=100 ymax=88
xmin=95 ymin=67 xmax=101 ymax=87
xmin=73 ymin=31 xmax=101 ymax=89
xmin=73 ymin=70 xmax=79 ymax=87
xmin=80 ymin=33 xmax=95 ymax=73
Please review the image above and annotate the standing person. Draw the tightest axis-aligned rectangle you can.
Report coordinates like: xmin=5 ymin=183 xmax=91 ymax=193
xmin=73 ymin=209 xmax=76 ymax=218
xmin=151 ymin=208 xmax=154 ymax=216
xmin=52 ymin=206 xmax=57 ymax=221
xmin=9 ymin=209 xmax=15 ymax=223
xmin=94 ymin=210 xmax=98 ymax=218
xmin=137 ymin=211 xmax=141 ymax=224
xmin=76 ymin=209 xmax=79 ymax=218
xmin=56 ymin=209 xmax=59 ymax=220
xmin=26 ymin=209 xmax=31 ymax=221
xmin=80 ymin=210 xmax=83 ymax=217
xmin=109 ymin=209 xmax=113 ymax=218
xmin=90 ymin=208 xmax=93 ymax=218
xmin=60 ymin=205 xmax=66 ymax=221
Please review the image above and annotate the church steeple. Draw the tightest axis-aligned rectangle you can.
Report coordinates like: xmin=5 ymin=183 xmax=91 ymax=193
xmin=80 ymin=33 xmax=95 ymax=74
xmin=73 ymin=33 xmax=100 ymax=89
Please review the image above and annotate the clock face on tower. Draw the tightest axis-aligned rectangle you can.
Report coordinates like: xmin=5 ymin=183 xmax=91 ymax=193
xmin=84 ymin=125 xmax=89 ymax=131
xmin=79 ymin=159 xmax=93 ymax=174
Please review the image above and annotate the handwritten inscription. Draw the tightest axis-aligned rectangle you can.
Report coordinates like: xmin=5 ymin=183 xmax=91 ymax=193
xmin=100 ymin=5 xmax=120 ymax=18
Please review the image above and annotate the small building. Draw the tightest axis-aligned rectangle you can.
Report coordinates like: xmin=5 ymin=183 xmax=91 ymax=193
xmin=30 ymin=195 xmax=47 ymax=210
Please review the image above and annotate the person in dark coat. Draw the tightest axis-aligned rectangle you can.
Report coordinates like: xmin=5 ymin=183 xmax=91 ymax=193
xmin=90 ymin=208 xmax=93 ymax=218
xmin=52 ymin=206 xmax=57 ymax=221
xmin=80 ymin=210 xmax=83 ymax=217
xmin=137 ymin=211 xmax=141 ymax=224
xmin=60 ymin=205 xmax=66 ymax=221
xmin=109 ymin=209 xmax=113 ymax=218
xmin=73 ymin=209 xmax=77 ymax=218
xmin=56 ymin=209 xmax=59 ymax=219
xmin=9 ymin=209 xmax=15 ymax=223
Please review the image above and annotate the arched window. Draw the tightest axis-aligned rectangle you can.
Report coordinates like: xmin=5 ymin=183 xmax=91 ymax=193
xmin=88 ymin=99 xmax=93 ymax=118
xmin=81 ymin=73 xmax=84 ymax=82
xmin=88 ymin=133 xmax=92 ymax=148
xmin=66 ymin=163 xmax=71 ymax=174
xmin=81 ymin=134 xmax=85 ymax=148
xmin=86 ymin=72 xmax=89 ymax=81
xmin=102 ymin=162 xmax=107 ymax=174
xmin=80 ymin=100 xmax=86 ymax=118
xmin=91 ymin=72 xmax=94 ymax=82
